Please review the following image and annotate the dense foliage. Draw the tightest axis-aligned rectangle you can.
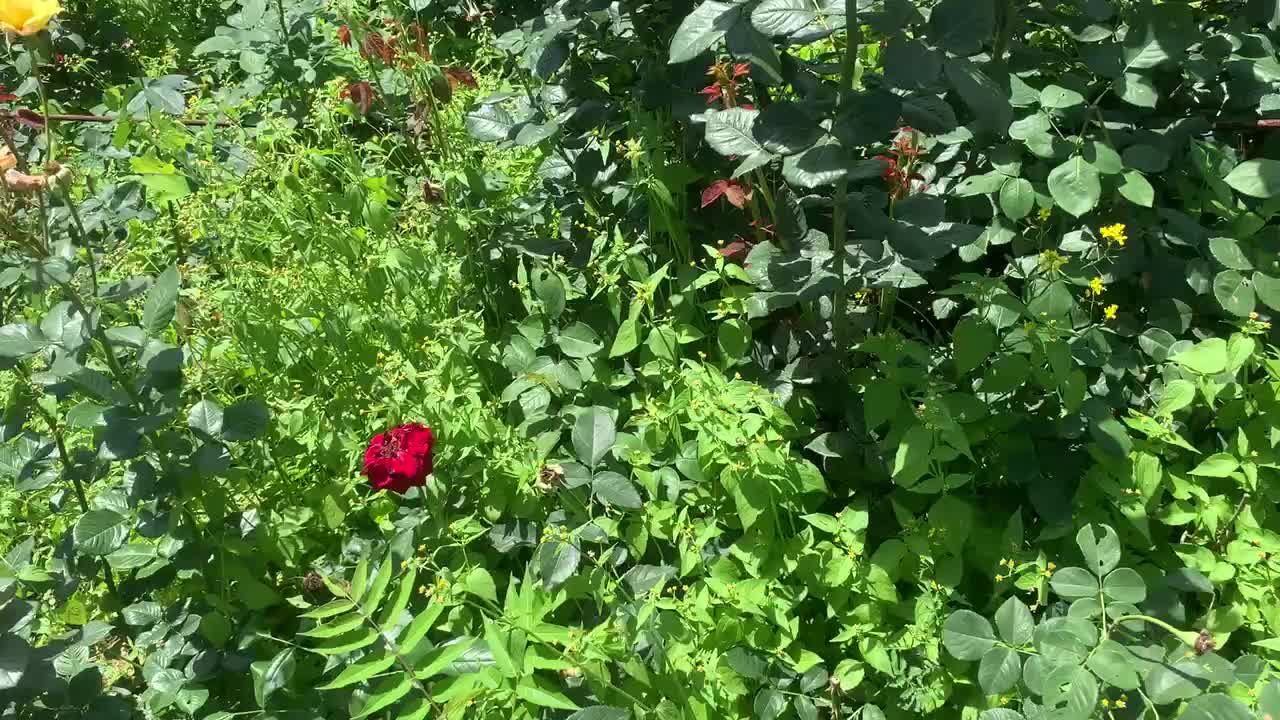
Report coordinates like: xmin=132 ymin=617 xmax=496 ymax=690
xmin=3 ymin=0 xmax=1280 ymax=719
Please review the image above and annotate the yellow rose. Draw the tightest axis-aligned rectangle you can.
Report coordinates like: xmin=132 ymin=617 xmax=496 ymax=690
xmin=0 ymin=0 xmax=62 ymax=35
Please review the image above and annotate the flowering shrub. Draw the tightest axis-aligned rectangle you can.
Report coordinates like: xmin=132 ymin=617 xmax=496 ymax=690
xmin=2 ymin=1 xmax=1280 ymax=720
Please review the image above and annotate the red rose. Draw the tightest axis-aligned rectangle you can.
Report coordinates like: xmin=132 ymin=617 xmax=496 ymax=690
xmin=363 ymin=423 xmax=434 ymax=494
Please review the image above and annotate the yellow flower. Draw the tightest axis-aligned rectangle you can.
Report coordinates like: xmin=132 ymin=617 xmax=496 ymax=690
xmin=1087 ymin=276 xmax=1105 ymax=297
xmin=1039 ymin=250 xmax=1066 ymax=274
xmin=1037 ymin=207 xmax=1052 ymax=222
xmin=0 ymin=0 xmax=61 ymax=34
xmin=1104 ymin=304 xmax=1119 ymax=321
xmin=1099 ymin=222 xmax=1128 ymax=246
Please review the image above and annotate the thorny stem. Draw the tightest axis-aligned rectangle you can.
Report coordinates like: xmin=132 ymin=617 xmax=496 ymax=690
xmin=18 ymin=366 xmax=123 ymax=607
xmin=830 ymin=4 xmax=858 ymax=355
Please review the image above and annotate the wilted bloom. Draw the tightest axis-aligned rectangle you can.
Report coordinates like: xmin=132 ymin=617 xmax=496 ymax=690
xmin=701 ymin=178 xmax=752 ymax=209
xmin=444 ymin=67 xmax=477 ymax=91
xmin=337 ymin=25 xmax=352 ymax=47
xmin=361 ymin=31 xmax=396 ymax=64
xmin=0 ymin=0 xmax=61 ymax=35
xmin=1194 ymin=630 xmax=1215 ymax=655
xmin=340 ymin=81 xmax=376 ymax=115
xmin=363 ymin=423 xmax=434 ymax=494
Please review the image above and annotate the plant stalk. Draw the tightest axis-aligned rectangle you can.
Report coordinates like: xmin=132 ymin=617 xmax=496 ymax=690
xmin=830 ymin=5 xmax=859 ymax=354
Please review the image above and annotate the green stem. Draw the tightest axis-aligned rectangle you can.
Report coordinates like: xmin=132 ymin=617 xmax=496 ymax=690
xmin=830 ymin=4 xmax=859 ymax=354
xmin=1110 ymin=614 xmax=1196 ymax=646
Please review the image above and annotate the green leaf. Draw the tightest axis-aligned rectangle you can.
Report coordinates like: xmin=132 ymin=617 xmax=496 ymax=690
xmin=953 ymin=316 xmax=996 ymax=376
xmin=999 ymin=177 xmax=1034 ymax=220
xmin=318 ymin=650 xmax=396 ymax=690
xmin=312 ymin=628 xmax=379 ymax=655
xmin=1178 ymin=694 xmax=1255 ymax=720
xmin=1050 ymin=567 xmax=1099 ymax=598
xmin=751 ymin=0 xmax=831 ymax=36
xmin=465 ymin=104 xmax=515 ymax=142
xmin=573 ymin=407 xmax=616 ymax=467
xmin=531 ymin=266 xmax=565 ymax=318
xmin=1156 ymin=380 xmax=1195 ymax=417
xmin=463 ymin=567 xmax=498 ymax=605
xmin=670 ymin=1 xmax=739 ymax=63
xmin=705 ymin=108 xmax=763 ymax=157
xmin=1190 ymin=453 xmax=1239 ymax=477
xmin=250 ymin=648 xmax=295 ymax=708
xmin=485 ymin=620 xmax=518 ymax=678
xmin=0 ymin=635 xmax=29 ymax=691
xmin=928 ymin=0 xmax=993 ymax=55
xmin=0 ymin=323 xmax=47 ymax=359
xmin=558 ymin=323 xmax=604 ymax=358
xmin=378 ymin=567 xmax=417 ymax=631
xmin=945 ymin=58 xmax=1012 ymax=135
xmin=538 ymin=540 xmax=581 ymax=588
xmin=73 ymin=509 xmax=130 ymax=556
xmin=994 ymin=597 xmax=1034 ymax=646
xmin=593 ymin=471 xmax=643 ymax=510
xmin=566 ymin=708 xmax=630 ymax=720
xmin=753 ymin=101 xmax=822 ymax=155
xmin=1048 ymin=157 xmax=1101 ymax=217
xmin=1076 ymin=524 xmax=1121 ymax=577
xmin=188 ymin=400 xmax=224 ymax=438
xmin=1173 ymin=338 xmax=1228 ymax=375
xmin=883 ymin=40 xmax=942 ymax=90
xmin=1255 ymin=272 xmax=1280 ymax=311
xmin=782 ymin=137 xmax=848 ymax=188
xmin=609 ymin=314 xmax=641 ymax=357
xmin=142 ymin=266 xmax=181 ymax=335
xmin=398 ymin=603 xmax=445 ymax=655
xmin=222 ymin=398 xmax=269 ymax=441
xmin=106 ymin=543 xmax=157 ymax=570
xmin=414 ymin=638 xmax=475 ymax=679
xmin=1086 ymin=639 xmax=1141 ymax=690
xmin=1209 ymin=238 xmax=1254 ymax=271
xmin=352 ymin=674 xmax=413 ymax=719
xmin=942 ymin=610 xmax=996 ymax=661
xmin=1039 ymin=84 xmax=1085 ymax=108
xmin=516 ymin=680 xmax=580 ymax=710
xmin=978 ymin=647 xmax=1021 ymax=694
xmin=1213 ymin=270 xmax=1256 ymax=317
xmin=1118 ymin=171 xmax=1154 ymax=207
xmin=1114 ymin=72 xmax=1157 ymax=107
xmin=1102 ymin=568 xmax=1146 ymax=603
xmin=753 ymin=687 xmax=788 ymax=720
xmin=360 ymin=554 xmax=393 ymax=610
xmin=1224 ymin=159 xmax=1280 ymax=198
xmin=302 ymin=599 xmax=354 ymax=620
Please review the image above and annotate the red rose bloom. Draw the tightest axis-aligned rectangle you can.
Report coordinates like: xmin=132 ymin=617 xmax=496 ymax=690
xmin=363 ymin=423 xmax=434 ymax=494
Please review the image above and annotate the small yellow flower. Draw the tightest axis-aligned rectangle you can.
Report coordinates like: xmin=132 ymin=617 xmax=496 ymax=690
xmin=1037 ymin=207 xmax=1052 ymax=222
xmin=1099 ymin=223 xmax=1128 ymax=246
xmin=0 ymin=0 xmax=61 ymax=34
xmin=1101 ymin=699 xmax=1111 ymax=708
xmin=995 ymin=574 xmax=1005 ymax=582
xmin=1087 ymin=276 xmax=1105 ymax=297
xmin=1047 ymin=562 xmax=1057 ymax=570
xmin=1104 ymin=304 xmax=1119 ymax=321
xmin=1039 ymin=250 xmax=1067 ymax=274
xmin=1115 ymin=698 xmax=1127 ymax=709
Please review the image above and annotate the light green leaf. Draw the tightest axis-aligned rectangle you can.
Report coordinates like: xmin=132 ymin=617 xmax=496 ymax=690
xmin=1048 ymin=157 xmax=1101 ymax=217
xmin=250 ymin=648 xmax=295 ymax=708
xmin=573 ymin=406 xmax=616 ymax=467
xmin=1173 ymin=338 xmax=1228 ymax=375
xmin=1102 ymin=568 xmax=1146 ymax=603
xmin=1224 ymin=159 xmax=1280 ymax=198
xmin=73 ymin=510 xmax=130 ymax=557
xmin=1050 ymin=567 xmax=1099 ymax=598
xmin=942 ymin=610 xmax=996 ymax=661
xmin=1189 ymin=453 xmax=1238 ymax=478
xmin=978 ymin=647 xmax=1021 ymax=694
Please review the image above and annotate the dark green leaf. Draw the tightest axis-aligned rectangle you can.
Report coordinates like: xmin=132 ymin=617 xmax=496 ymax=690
xmin=250 ymin=648 xmax=295 ymax=708
xmin=73 ymin=509 xmax=130 ymax=556
xmin=573 ymin=407 xmax=615 ymax=467
xmin=670 ymin=2 xmax=739 ymax=63
xmin=142 ymin=266 xmax=180 ymax=335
